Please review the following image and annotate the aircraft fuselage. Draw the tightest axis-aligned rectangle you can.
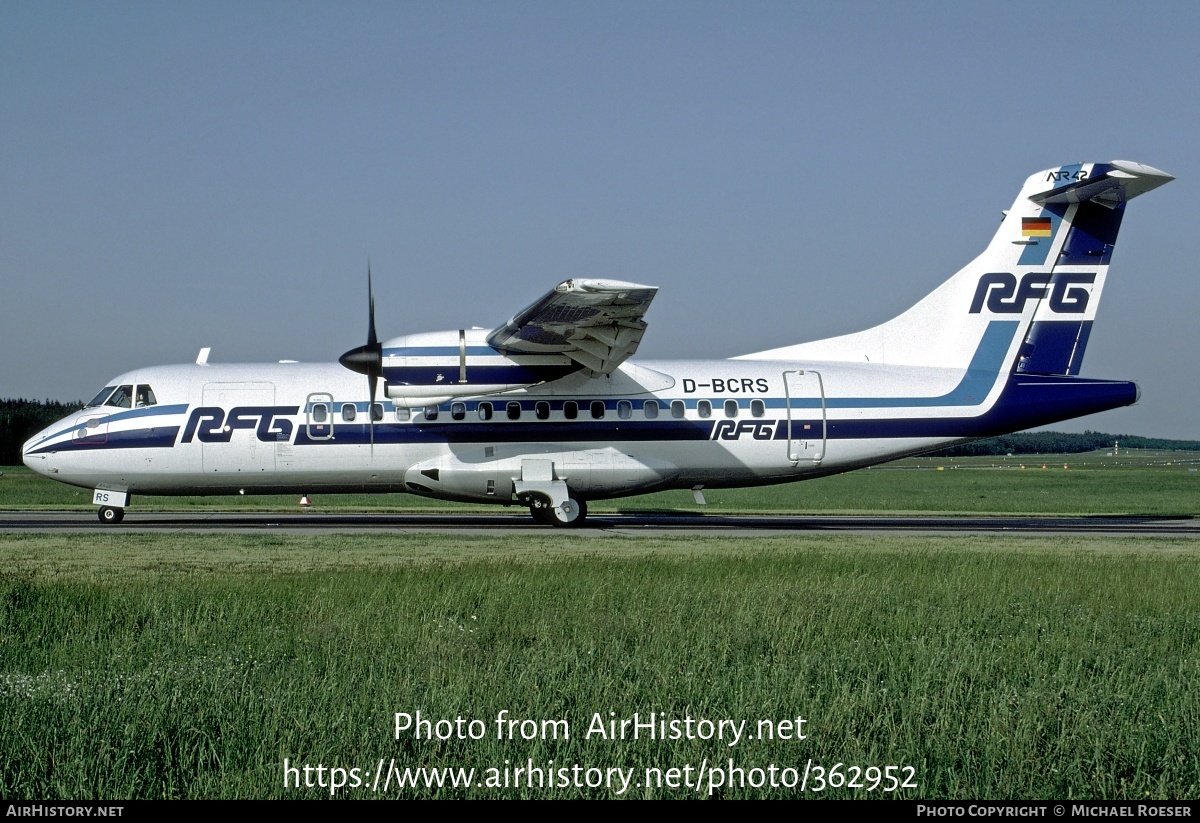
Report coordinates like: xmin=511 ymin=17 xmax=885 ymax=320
xmin=21 ymin=160 xmax=1172 ymax=526
xmin=22 ymin=351 xmax=1135 ymax=502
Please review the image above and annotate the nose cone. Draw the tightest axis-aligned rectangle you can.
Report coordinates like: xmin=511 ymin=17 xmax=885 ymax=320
xmin=20 ymin=410 xmax=82 ymax=478
xmin=21 ymin=427 xmax=53 ymax=475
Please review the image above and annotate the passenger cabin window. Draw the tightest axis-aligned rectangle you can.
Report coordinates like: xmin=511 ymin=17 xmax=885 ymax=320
xmin=697 ymin=400 xmax=712 ymax=419
xmin=371 ymin=403 xmax=384 ymax=422
xmin=424 ymin=405 xmax=438 ymax=421
xmin=535 ymin=401 xmax=550 ymax=420
xmin=106 ymin=385 xmax=133 ymax=408
xmin=724 ymin=400 xmax=738 ymax=418
xmin=617 ymin=400 xmax=632 ymax=419
xmin=506 ymin=402 xmax=521 ymax=420
xmin=395 ymin=408 xmax=410 ymax=421
xmin=312 ymin=403 xmax=329 ymax=423
xmin=590 ymin=401 xmax=605 ymax=419
xmin=135 ymin=385 xmax=157 ymax=407
xmin=671 ymin=400 xmax=685 ymax=418
xmin=478 ymin=402 xmax=493 ymax=421
xmin=87 ymin=386 xmax=117 ymax=407
xmin=342 ymin=403 xmax=357 ymax=422
xmin=563 ymin=401 xmax=578 ymax=420
xmin=751 ymin=399 xmax=765 ymax=418
xmin=451 ymin=402 xmax=466 ymax=421
xmin=643 ymin=400 xmax=659 ymax=419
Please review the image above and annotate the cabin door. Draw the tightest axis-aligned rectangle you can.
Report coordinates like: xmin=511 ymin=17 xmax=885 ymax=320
xmin=200 ymin=382 xmax=277 ymax=475
xmin=782 ymin=370 xmax=826 ymax=466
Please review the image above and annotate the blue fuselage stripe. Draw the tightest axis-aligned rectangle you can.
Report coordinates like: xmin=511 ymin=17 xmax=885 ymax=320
xmin=29 ymin=404 xmax=190 ymax=450
xmin=28 ymin=427 xmax=180 ymax=454
xmin=819 ymin=320 xmax=1017 ymax=409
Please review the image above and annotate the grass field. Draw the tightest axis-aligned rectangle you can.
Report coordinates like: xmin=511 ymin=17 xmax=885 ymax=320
xmin=2 ymin=533 xmax=1199 ymax=799
xmin=2 ymin=454 xmax=1198 ymax=799
xmin=3 ymin=447 xmax=1200 ymax=516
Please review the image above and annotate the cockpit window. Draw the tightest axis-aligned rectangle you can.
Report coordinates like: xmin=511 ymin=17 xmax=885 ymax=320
xmin=87 ymin=386 xmax=117 ymax=407
xmin=105 ymin=385 xmax=133 ymax=408
xmin=135 ymin=385 xmax=157 ymax=407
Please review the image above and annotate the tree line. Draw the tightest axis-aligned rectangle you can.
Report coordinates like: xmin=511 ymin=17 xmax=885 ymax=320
xmin=928 ymin=430 xmax=1200 ymax=457
xmin=1 ymin=399 xmax=84 ymax=465
xmin=2 ymin=398 xmax=1198 ymax=466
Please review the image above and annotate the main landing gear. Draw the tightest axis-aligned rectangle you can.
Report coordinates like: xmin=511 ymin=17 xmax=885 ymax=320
xmin=98 ymin=506 xmax=124 ymax=524
xmin=528 ymin=496 xmax=588 ymax=527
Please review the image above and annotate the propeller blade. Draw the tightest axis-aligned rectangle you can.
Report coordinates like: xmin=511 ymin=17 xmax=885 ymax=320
xmin=367 ymin=263 xmax=378 ymax=347
xmin=340 ymin=266 xmax=384 ymax=375
xmin=339 ymin=264 xmax=385 ymax=457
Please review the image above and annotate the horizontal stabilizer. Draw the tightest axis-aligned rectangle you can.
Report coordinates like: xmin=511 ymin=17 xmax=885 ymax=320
xmin=1029 ymin=161 xmax=1173 ymax=208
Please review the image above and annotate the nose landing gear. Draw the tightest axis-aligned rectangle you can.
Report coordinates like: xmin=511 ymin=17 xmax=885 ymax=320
xmin=93 ymin=489 xmax=129 ymax=525
xmin=98 ymin=506 xmax=124 ymax=524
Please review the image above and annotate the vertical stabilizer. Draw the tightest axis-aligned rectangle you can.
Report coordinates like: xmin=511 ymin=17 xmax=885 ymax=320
xmin=737 ymin=161 xmax=1173 ymax=376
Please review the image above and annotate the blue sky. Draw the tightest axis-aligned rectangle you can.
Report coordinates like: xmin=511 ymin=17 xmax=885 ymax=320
xmin=3 ymin=1 xmax=1197 ymax=437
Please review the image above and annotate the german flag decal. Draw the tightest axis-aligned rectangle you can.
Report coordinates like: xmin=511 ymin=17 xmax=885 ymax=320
xmin=1022 ymin=216 xmax=1053 ymax=237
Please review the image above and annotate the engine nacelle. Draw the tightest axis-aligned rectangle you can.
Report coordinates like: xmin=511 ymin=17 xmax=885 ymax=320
xmin=381 ymin=328 xmax=576 ymax=405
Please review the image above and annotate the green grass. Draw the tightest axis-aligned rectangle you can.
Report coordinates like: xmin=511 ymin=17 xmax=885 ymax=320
xmin=2 ymin=533 xmax=1198 ymax=798
xmin=4 ymin=453 xmax=1197 ymax=798
xmin=4 ymin=448 xmax=1200 ymax=516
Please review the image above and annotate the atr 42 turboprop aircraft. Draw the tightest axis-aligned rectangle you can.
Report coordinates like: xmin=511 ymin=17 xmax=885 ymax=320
xmin=23 ymin=161 xmax=1173 ymax=526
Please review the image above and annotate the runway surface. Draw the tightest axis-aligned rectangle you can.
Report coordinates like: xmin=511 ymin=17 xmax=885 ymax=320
xmin=2 ymin=511 xmax=1197 ymax=537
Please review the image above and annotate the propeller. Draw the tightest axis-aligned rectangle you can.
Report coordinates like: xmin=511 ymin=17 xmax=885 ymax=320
xmin=339 ymin=265 xmax=383 ymax=452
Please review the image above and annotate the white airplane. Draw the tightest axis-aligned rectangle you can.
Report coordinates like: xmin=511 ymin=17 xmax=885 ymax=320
xmin=23 ymin=161 xmax=1173 ymax=526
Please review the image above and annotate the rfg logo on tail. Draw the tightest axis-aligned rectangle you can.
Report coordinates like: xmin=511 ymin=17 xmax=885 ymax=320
xmin=969 ymin=272 xmax=1096 ymax=315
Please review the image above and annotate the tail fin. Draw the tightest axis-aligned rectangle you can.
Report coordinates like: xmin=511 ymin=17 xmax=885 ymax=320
xmin=738 ymin=161 xmax=1172 ymax=374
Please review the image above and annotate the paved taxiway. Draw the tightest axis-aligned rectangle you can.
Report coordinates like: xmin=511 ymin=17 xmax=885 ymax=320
xmin=2 ymin=511 xmax=1197 ymax=537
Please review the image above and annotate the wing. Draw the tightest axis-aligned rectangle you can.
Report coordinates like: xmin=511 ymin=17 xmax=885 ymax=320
xmin=486 ymin=278 xmax=658 ymax=375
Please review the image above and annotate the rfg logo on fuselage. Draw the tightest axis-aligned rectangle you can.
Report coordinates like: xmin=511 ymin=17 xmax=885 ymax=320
xmin=180 ymin=406 xmax=299 ymax=444
xmin=711 ymin=420 xmax=778 ymax=441
xmin=969 ymin=272 xmax=1096 ymax=315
